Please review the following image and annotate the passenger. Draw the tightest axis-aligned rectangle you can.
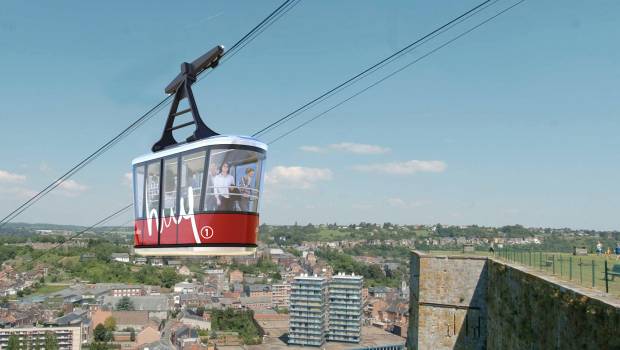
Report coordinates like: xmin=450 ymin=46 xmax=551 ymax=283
xmin=214 ymin=162 xmax=235 ymax=211
xmin=205 ymin=162 xmax=218 ymax=211
xmin=238 ymin=168 xmax=256 ymax=212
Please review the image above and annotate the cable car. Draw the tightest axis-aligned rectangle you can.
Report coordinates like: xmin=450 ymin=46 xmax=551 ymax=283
xmin=132 ymin=46 xmax=267 ymax=256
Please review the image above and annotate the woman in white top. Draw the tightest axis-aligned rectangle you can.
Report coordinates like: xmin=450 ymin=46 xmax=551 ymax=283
xmin=213 ymin=162 xmax=235 ymax=211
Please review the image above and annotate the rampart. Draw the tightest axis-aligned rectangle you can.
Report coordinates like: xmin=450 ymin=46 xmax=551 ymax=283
xmin=407 ymin=251 xmax=620 ymax=350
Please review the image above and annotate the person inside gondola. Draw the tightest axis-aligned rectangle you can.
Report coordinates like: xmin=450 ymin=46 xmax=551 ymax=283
xmin=238 ymin=167 xmax=256 ymax=212
xmin=214 ymin=162 xmax=235 ymax=211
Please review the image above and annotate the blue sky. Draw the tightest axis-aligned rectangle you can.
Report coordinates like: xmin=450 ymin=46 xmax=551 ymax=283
xmin=1 ymin=0 xmax=619 ymax=230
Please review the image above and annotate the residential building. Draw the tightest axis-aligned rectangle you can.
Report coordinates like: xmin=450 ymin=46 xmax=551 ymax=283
xmin=288 ymin=274 xmax=327 ymax=347
xmin=246 ymin=284 xmax=272 ymax=298
xmin=135 ymin=325 xmax=161 ymax=347
xmin=180 ymin=311 xmax=211 ymax=330
xmin=0 ymin=326 xmax=81 ymax=350
xmin=178 ymin=265 xmax=192 ymax=276
xmin=149 ymin=258 xmax=164 ymax=267
xmin=174 ymin=282 xmax=197 ymax=294
xmin=110 ymin=285 xmax=145 ymax=297
xmin=240 ymin=296 xmax=272 ymax=310
xmin=173 ymin=326 xmax=199 ymax=349
xmin=111 ymin=253 xmax=130 ymax=263
xmin=229 ymin=270 xmax=244 ymax=284
xmin=272 ymin=283 xmax=291 ymax=309
xmin=328 ymin=273 xmax=363 ymax=343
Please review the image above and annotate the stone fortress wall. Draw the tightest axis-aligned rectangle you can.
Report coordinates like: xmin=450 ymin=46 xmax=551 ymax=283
xmin=407 ymin=251 xmax=620 ymax=350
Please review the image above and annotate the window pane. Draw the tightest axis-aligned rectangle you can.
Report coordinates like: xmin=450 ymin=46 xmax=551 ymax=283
xmin=180 ymin=150 xmax=205 ymax=213
xmin=133 ymin=165 xmax=145 ymax=218
xmin=145 ymin=162 xmax=160 ymax=217
xmin=204 ymin=148 xmax=265 ymax=212
xmin=162 ymin=157 xmax=178 ymax=217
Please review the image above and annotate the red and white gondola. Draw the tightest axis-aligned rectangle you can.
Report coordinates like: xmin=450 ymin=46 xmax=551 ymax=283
xmin=132 ymin=46 xmax=267 ymax=256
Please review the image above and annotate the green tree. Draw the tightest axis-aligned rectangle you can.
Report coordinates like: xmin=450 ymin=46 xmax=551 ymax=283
xmin=115 ymin=296 xmax=135 ymax=311
xmin=104 ymin=316 xmax=117 ymax=332
xmin=44 ymin=332 xmax=59 ymax=350
xmin=161 ymin=267 xmax=180 ymax=288
xmin=93 ymin=324 xmax=110 ymax=342
xmin=90 ymin=342 xmax=109 ymax=350
xmin=6 ymin=335 xmax=20 ymax=350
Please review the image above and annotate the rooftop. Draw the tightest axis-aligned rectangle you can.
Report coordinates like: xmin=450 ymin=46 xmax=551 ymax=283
xmin=246 ymin=325 xmax=405 ymax=350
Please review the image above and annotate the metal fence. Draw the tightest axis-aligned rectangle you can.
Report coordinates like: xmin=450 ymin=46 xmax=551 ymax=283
xmin=494 ymin=247 xmax=620 ymax=297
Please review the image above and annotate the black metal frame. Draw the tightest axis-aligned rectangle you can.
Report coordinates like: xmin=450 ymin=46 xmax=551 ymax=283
xmin=152 ymin=46 xmax=224 ymax=152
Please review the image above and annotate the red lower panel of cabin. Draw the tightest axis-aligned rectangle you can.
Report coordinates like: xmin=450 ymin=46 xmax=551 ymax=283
xmin=134 ymin=213 xmax=258 ymax=247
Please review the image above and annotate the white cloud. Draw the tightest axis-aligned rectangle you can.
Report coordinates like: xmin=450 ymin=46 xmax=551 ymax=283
xmin=299 ymin=145 xmax=325 ymax=153
xmin=300 ymin=142 xmax=390 ymax=155
xmin=54 ymin=179 xmax=88 ymax=197
xmin=353 ymin=160 xmax=447 ymax=175
xmin=0 ymin=187 xmax=37 ymax=198
xmin=0 ymin=170 xmax=26 ymax=183
xmin=329 ymin=142 xmax=390 ymax=155
xmin=386 ymin=197 xmax=424 ymax=209
xmin=39 ymin=162 xmax=52 ymax=174
xmin=265 ymin=166 xmax=333 ymax=189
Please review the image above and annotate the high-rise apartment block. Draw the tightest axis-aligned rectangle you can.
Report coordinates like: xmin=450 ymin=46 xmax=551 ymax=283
xmin=327 ymin=272 xmax=363 ymax=343
xmin=288 ymin=273 xmax=363 ymax=347
xmin=288 ymin=274 xmax=327 ymax=347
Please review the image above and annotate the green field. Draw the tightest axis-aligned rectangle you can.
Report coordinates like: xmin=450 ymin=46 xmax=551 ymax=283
xmin=32 ymin=284 xmax=70 ymax=295
xmin=424 ymin=249 xmax=620 ymax=299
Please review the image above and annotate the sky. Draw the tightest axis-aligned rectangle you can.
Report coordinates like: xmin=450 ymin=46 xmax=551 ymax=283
xmin=1 ymin=0 xmax=619 ymax=230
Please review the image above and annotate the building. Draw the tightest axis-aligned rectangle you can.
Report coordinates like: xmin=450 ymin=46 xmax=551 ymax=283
xmin=328 ymin=273 xmax=363 ymax=343
xmin=180 ymin=311 xmax=212 ymax=330
xmin=178 ymin=265 xmax=192 ymax=276
xmin=111 ymin=253 xmax=130 ymax=263
xmin=0 ymin=326 xmax=81 ymax=350
xmin=246 ymin=284 xmax=272 ymax=298
xmin=229 ymin=270 xmax=244 ymax=284
xmin=272 ymin=283 xmax=291 ymax=309
xmin=101 ymin=295 xmax=170 ymax=319
xmin=288 ymin=274 xmax=327 ymax=347
xmin=240 ymin=296 xmax=272 ymax=310
xmin=110 ymin=285 xmax=145 ymax=297
xmin=174 ymin=282 xmax=197 ymax=294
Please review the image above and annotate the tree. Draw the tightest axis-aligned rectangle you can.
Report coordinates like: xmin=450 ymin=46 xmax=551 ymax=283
xmin=161 ymin=267 xmax=179 ymax=288
xmin=115 ymin=296 xmax=135 ymax=311
xmin=44 ymin=332 xmax=59 ymax=350
xmin=6 ymin=335 xmax=20 ymax=350
xmin=104 ymin=316 xmax=117 ymax=332
xmin=94 ymin=324 xmax=110 ymax=342
xmin=90 ymin=342 xmax=109 ymax=350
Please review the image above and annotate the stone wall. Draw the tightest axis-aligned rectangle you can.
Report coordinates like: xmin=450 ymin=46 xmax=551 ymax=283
xmin=486 ymin=259 xmax=620 ymax=350
xmin=407 ymin=251 xmax=620 ymax=350
xmin=407 ymin=251 xmax=487 ymax=350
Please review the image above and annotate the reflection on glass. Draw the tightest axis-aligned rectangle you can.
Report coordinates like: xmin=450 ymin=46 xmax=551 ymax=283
xmin=146 ymin=162 xmax=160 ymax=217
xmin=134 ymin=165 xmax=145 ymax=218
xmin=204 ymin=148 xmax=265 ymax=213
xmin=162 ymin=158 xmax=178 ymax=217
xmin=180 ymin=151 xmax=205 ymax=213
